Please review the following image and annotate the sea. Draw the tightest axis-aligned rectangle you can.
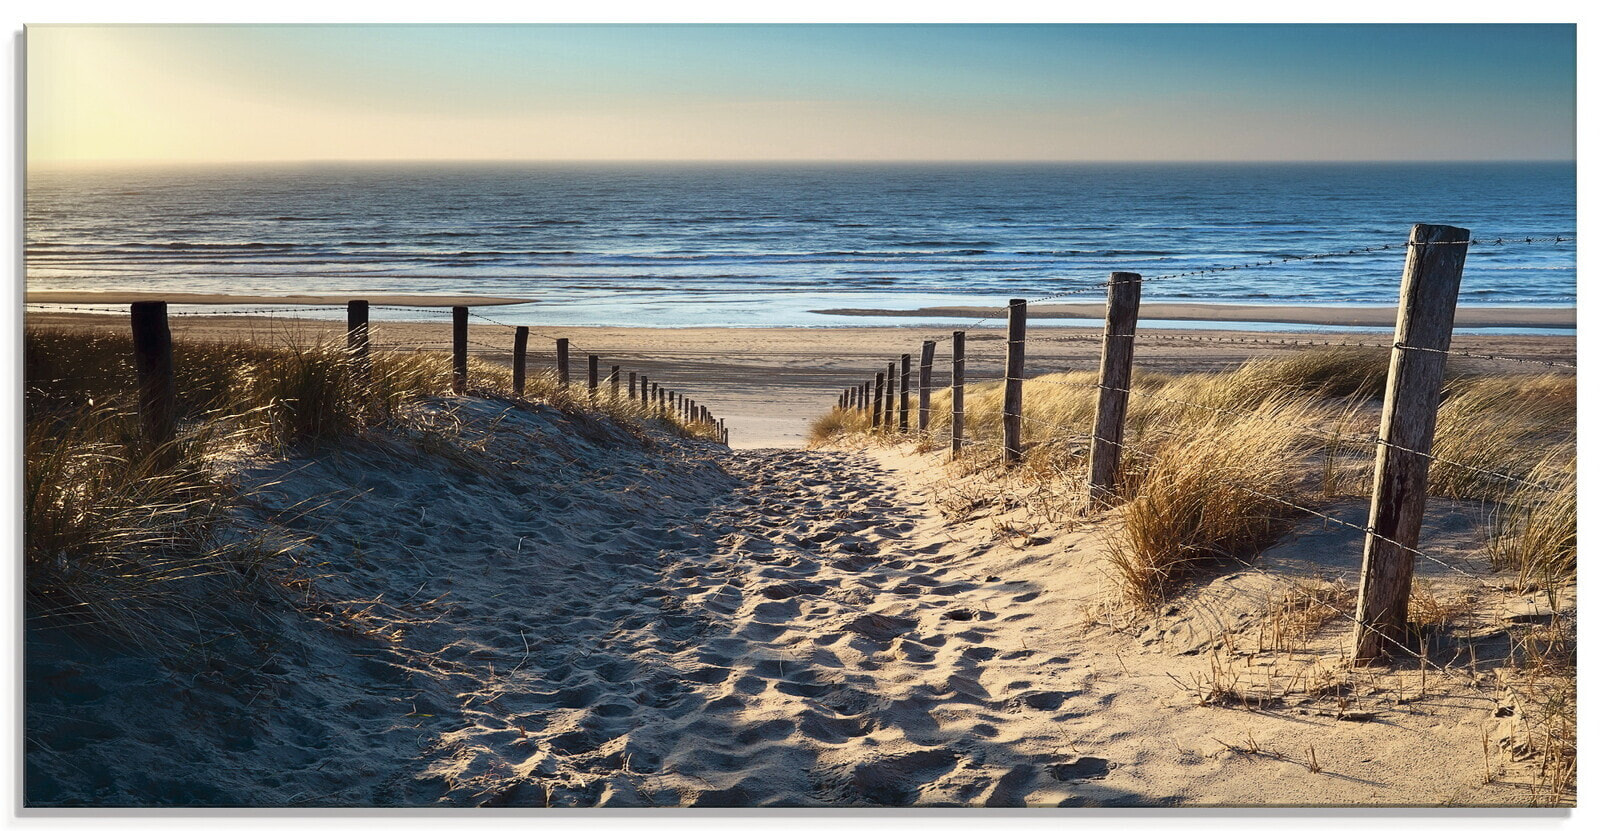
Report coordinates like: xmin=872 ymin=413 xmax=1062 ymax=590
xmin=25 ymin=162 xmax=1576 ymax=332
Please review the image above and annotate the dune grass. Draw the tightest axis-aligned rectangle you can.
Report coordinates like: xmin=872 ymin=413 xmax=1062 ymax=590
xmin=1489 ymin=446 xmax=1577 ymax=591
xmin=811 ymin=346 xmax=1573 ymax=605
xmin=1429 ymin=374 xmax=1575 ymax=500
xmin=24 ymin=326 xmax=718 ymax=642
xmin=1107 ymin=396 xmax=1331 ymax=607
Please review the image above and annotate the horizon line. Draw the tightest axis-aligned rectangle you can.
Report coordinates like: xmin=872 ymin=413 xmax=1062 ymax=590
xmin=29 ymin=157 xmax=1578 ymax=168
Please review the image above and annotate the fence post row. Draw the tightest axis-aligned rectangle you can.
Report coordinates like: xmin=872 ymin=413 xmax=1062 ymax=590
xmin=556 ymin=338 xmax=570 ymax=386
xmin=451 ymin=305 xmax=468 ymax=395
xmin=1088 ymin=272 xmax=1142 ymax=507
xmin=918 ymin=340 xmax=935 ymax=432
xmin=898 ymin=353 xmax=911 ymax=433
xmin=950 ymin=330 xmax=965 ymax=458
xmin=512 ymin=326 xmax=529 ymax=397
xmin=129 ymin=300 xmax=177 ymax=465
xmin=1352 ymin=223 xmax=1471 ymax=665
xmin=1002 ymin=299 xmax=1027 ymax=464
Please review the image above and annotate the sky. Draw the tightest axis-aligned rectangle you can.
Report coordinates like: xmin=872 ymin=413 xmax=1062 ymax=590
xmin=26 ymin=23 xmax=1577 ymax=164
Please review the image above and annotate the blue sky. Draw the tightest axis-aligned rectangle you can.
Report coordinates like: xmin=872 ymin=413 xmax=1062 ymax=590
xmin=28 ymin=23 xmax=1576 ymax=163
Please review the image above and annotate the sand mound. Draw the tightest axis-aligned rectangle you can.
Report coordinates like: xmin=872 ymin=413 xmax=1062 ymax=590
xmin=25 ymin=401 xmax=1560 ymax=806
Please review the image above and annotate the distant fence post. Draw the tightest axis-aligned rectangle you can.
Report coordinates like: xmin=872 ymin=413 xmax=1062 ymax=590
xmin=669 ymin=390 xmax=677 ymax=418
xmin=1352 ymin=223 xmax=1471 ymax=665
xmin=556 ymin=338 xmax=570 ymax=386
xmin=872 ymin=372 xmax=886 ymax=428
xmin=346 ymin=300 xmax=370 ymax=380
xmin=951 ymin=331 xmax=965 ymax=458
xmin=629 ymin=371 xmax=638 ymax=400
xmin=918 ymin=340 xmax=935 ymax=432
xmin=451 ymin=305 xmax=468 ymax=395
xmin=885 ymin=360 xmax=897 ymax=431
xmin=610 ymin=364 xmax=621 ymax=400
xmin=1088 ymin=272 xmax=1143 ymax=507
xmin=588 ymin=355 xmax=599 ymax=400
xmin=512 ymin=326 xmax=529 ymax=397
xmin=1002 ymin=299 xmax=1027 ymax=464
xmin=130 ymin=301 xmax=176 ymax=462
xmin=898 ymin=353 xmax=911 ymax=433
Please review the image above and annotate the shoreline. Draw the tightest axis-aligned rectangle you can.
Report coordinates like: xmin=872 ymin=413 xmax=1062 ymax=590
xmin=811 ymin=302 xmax=1578 ymax=330
xmin=24 ymin=292 xmax=1575 ymax=331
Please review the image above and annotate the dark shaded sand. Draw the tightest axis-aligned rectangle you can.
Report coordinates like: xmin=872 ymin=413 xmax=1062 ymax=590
xmin=813 ymin=303 xmax=1576 ymax=330
xmin=26 ymin=291 xmax=535 ymax=307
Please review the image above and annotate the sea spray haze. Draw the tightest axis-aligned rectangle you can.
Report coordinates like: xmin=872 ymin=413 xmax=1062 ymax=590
xmin=26 ymin=162 xmax=1574 ymax=327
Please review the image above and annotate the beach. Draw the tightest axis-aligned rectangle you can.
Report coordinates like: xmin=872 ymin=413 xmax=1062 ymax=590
xmin=24 ymin=304 xmax=1577 ymax=448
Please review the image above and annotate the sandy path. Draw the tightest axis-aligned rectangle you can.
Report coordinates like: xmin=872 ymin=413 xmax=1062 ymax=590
xmin=26 ymin=393 xmax=1546 ymax=806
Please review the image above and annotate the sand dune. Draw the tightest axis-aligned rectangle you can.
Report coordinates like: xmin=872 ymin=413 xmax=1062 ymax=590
xmin=26 ymin=395 xmax=1556 ymax=806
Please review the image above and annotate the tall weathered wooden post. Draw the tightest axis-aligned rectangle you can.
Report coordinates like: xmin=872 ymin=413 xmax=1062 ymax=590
xmin=917 ymin=340 xmax=935 ymax=432
xmin=130 ymin=301 xmax=176 ymax=464
xmin=951 ymin=330 xmax=965 ymax=458
xmin=512 ymin=326 xmax=529 ymax=397
xmin=1352 ymin=224 xmax=1471 ymax=664
xmin=1088 ymin=272 xmax=1142 ymax=507
xmin=1002 ymin=299 xmax=1027 ymax=464
xmin=451 ymin=306 xmax=468 ymax=394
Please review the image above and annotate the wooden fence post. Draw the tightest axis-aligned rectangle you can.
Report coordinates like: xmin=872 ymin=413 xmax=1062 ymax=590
xmin=872 ymin=372 xmax=886 ymax=428
xmin=1088 ymin=272 xmax=1143 ymax=507
xmin=1002 ymin=299 xmax=1027 ymax=464
xmin=588 ymin=355 xmax=599 ymax=400
xmin=344 ymin=297 xmax=368 ymax=366
xmin=512 ymin=326 xmax=529 ymax=397
xmin=861 ymin=382 xmax=870 ymax=412
xmin=556 ymin=338 xmax=570 ymax=386
xmin=885 ymin=360 xmax=897 ymax=431
xmin=898 ymin=353 xmax=911 ymax=433
xmin=918 ymin=340 xmax=935 ymax=432
xmin=130 ymin=301 xmax=176 ymax=461
xmin=451 ymin=305 xmax=468 ymax=395
xmin=1352 ymin=223 xmax=1471 ymax=665
xmin=610 ymin=365 xmax=621 ymax=400
xmin=951 ymin=330 xmax=965 ymax=458
xmin=629 ymin=371 xmax=638 ymax=400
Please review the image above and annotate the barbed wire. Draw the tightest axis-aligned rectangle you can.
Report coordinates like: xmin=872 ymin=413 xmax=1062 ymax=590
xmin=946 ymin=406 xmax=1503 ymax=601
xmin=942 ymin=231 xmax=1574 ymax=333
xmin=1394 ymin=343 xmax=1576 ymax=370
